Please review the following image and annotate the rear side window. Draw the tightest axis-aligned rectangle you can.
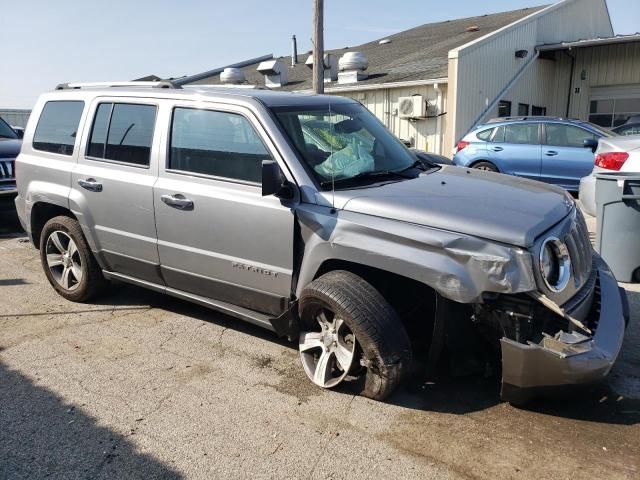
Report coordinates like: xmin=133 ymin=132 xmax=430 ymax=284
xmin=504 ymin=124 xmax=539 ymax=144
xmin=476 ymin=128 xmax=493 ymax=141
xmin=169 ymin=107 xmax=272 ymax=183
xmin=33 ymin=101 xmax=85 ymax=155
xmin=545 ymin=124 xmax=596 ymax=147
xmin=87 ymin=102 xmax=157 ymax=166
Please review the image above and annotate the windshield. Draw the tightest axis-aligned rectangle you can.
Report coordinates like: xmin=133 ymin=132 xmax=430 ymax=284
xmin=0 ymin=117 xmax=18 ymax=139
xmin=272 ymin=103 xmax=417 ymax=188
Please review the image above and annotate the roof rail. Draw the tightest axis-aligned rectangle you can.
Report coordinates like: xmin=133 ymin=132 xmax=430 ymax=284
xmin=54 ymin=81 xmax=181 ymax=90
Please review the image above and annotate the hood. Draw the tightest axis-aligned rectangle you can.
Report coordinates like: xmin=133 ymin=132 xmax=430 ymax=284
xmin=338 ymin=166 xmax=573 ymax=247
xmin=0 ymin=138 xmax=22 ymax=159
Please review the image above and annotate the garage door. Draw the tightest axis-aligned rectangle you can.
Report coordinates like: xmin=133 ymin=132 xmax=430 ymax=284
xmin=588 ymin=85 xmax=640 ymax=128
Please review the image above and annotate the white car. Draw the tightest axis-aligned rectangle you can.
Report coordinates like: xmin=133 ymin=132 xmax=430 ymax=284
xmin=579 ymin=135 xmax=640 ymax=216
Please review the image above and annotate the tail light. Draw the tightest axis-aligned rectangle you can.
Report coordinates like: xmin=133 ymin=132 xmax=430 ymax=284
xmin=595 ymin=152 xmax=629 ymax=171
xmin=456 ymin=140 xmax=470 ymax=152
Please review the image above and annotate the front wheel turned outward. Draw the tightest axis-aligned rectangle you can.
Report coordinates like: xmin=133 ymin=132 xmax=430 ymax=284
xmin=298 ymin=270 xmax=412 ymax=401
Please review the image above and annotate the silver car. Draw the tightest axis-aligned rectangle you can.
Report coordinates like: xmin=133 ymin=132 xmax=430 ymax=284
xmin=15 ymin=82 xmax=628 ymax=403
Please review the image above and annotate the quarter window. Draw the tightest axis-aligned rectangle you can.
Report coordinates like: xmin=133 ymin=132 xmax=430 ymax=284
xmin=169 ymin=108 xmax=272 ymax=183
xmin=33 ymin=101 xmax=85 ymax=155
xmin=476 ymin=128 xmax=493 ymax=141
xmin=504 ymin=124 xmax=539 ymax=144
xmin=87 ymin=103 xmax=156 ymax=166
xmin=545 ymin=124 xmax=595 ymax=148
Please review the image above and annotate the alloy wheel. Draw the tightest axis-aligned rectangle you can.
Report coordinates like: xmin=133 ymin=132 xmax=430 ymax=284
xmin=299 ymin=307 xmax=357 ymax=388
xmin=45 ymin=231 xmax=83 ymax=291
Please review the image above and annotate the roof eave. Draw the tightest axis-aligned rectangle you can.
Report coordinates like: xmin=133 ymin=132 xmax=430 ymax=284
xmin=293 ymin=77 xmax=448 ymax=93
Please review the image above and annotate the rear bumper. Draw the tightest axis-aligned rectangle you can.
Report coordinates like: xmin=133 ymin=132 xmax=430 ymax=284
xmin=500 ymin=254 xmax=626 ymax=402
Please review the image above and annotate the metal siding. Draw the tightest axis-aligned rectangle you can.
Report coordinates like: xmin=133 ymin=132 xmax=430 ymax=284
xmin=446 ymin=0 xmax=613 ymax=154
xmin=568 ymin=41 xmax=640 ymax=119
xmin=337 ymin=84 xmax=446 ymax=153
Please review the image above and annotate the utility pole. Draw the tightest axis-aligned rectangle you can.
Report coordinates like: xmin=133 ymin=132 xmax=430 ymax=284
xmin=312 ymin=0 xmax=324 ymax=94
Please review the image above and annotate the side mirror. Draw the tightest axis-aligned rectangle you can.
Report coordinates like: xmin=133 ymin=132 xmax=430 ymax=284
xmin=12 ymin=127 xmax=24 ymax=139
xmin=262 ymin=160 xmax=292 ymax=198
xmin=583 ymin=138 xmax=598 ymax=153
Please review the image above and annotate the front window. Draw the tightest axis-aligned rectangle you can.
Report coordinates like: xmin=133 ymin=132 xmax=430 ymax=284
xmin=272 ymin=103 xmax=418 ymax=188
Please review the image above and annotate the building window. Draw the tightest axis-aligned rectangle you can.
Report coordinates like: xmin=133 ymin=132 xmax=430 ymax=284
xmin=498 ymin=100 xmax=511 ymax=117
xmin=33 ymin=101 xmax=85 ymax=156
xmin=532 ymin=106 xmax=547 ymax=116
xmin=589 ymin=98 xmax=640 ymax=128
xmin=518 ymin=103 xmax=530 ymax=116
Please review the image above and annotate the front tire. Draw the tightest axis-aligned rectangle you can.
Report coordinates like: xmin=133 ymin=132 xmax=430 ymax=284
xmin=298 ymin=270 xmax=412 ymax=401
xmin=40 ymin=216 xmax=108 ymax=302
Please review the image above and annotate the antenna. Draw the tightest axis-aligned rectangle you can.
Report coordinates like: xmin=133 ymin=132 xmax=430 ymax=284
xmin=329 ymin=99 xmax=335 ymax=211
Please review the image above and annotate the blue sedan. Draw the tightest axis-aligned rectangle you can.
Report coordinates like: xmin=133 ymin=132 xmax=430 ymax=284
xmin=453 ymin=117 xmax=615 ymax=191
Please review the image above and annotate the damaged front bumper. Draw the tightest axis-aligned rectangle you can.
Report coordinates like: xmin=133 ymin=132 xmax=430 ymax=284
xmin=500 ymin=254 xmax=626 ymax=403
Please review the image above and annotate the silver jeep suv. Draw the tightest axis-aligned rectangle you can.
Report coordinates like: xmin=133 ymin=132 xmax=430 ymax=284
xmin=15 ymin=82 xmax=628 ymax=402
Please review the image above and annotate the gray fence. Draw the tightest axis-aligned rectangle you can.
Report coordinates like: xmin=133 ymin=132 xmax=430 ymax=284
xmin=0 ymin=109 xmax=31 ymax=128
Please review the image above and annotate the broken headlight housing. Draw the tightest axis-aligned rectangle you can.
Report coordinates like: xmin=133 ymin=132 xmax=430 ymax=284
xmin=539 ymin=236 xmax=571 ymax=292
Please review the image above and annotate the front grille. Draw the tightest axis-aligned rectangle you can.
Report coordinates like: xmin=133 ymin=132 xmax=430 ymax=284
xmin=0 ymin=159 xmax=15 ymax=189
xmin=564 ymin=209 xmax=593 ymax=290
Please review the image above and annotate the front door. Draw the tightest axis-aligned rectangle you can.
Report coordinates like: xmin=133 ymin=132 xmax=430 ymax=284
xmin=153 ymin=103 xmax=296 ymax=316
xmin=541 ymin=123 xmax=597 ymax=191
xmin=71 ymin=99 xmax=163 ymax=284
xmin=486 ymin=123 xmax=542 ymax=181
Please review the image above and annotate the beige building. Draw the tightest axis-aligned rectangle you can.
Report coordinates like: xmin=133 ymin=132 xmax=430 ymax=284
xmin=181 ymin=0 xmax=640 ymax=157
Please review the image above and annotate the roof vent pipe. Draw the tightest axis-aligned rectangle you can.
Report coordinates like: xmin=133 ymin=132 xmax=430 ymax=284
xmin=292 ymin=35 xmax=298 ymax=66
xmin=337 ymin=51 xmax=368 ymax=84
xmin=220 ymin=67 xmax=246 ymax=84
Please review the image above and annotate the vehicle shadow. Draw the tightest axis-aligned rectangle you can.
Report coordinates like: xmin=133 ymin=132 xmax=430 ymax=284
xmin=0 ymin=361 xmax=182 ymax=479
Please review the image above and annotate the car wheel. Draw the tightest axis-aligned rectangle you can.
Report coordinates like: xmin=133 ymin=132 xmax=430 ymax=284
xmin=40 ymin=215 xmax=108 ymax=302
xmin=472 ymin=161 xmax=498 ymax=172
xmin=298 ymin=270 xmax=412 ymax=401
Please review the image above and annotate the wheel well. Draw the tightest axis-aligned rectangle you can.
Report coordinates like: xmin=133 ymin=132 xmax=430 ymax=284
xmin=469 ymin=159 xmax=499 ymax=171
xmin=30 ymin=203 xmax=76 ymax=249
xmin=314 ymin=260 xmax=437 ymax=341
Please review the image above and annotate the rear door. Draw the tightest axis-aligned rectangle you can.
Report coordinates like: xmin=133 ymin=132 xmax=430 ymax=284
xmin=153 ymin=102 xmax=296 ymax=316
xmin=540 ymin=123 xmax=597 ymax=190
xmin=70 ymin=99 xmax=163 ymax=284
xmin=486 ymin=123 xmax=542 ymax=180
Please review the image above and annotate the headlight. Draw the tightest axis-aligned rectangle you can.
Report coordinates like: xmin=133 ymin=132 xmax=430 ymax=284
xmin=539 ymin=237 xmax=571 ymax=292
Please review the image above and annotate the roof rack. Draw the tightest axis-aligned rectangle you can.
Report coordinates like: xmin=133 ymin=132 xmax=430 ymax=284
xmin=485 ymin=116 xmax=571 ymax=123
xmin=54 ymin=81 xmax=181 ymax=90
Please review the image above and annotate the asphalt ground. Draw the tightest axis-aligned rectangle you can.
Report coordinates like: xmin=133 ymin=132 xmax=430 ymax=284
xmin=1 ymin=210 xmax=639 ymax=479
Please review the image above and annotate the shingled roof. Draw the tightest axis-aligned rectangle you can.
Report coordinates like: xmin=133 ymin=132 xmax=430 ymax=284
xmin=187 ymin=6 xmax=545 ymax=91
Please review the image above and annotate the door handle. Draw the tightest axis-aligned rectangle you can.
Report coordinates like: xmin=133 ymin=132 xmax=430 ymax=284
xmin=77 ymin=178 xmax=103 ymax=192
xmin=545 ymin=151 xmax=558 ymax=156
xmin=161 ymin=194 xmax=194 ymax=210
xmin=490 ymin=146 xmax=503 ymax=152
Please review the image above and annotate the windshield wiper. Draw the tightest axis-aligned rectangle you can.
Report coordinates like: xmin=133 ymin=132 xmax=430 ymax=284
xmin=398 ymin=159 xmax=429 ymax=172
xmin=320 ymin=169 xmax=413 ymax=188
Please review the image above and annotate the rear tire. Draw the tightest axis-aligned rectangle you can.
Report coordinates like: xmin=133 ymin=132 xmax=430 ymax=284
xmin=299 ymin=270 xmax=412 ymax=401
xmin=472 ymin=161 xmax=498 ymax=172
xmin=39 ymin=216 xmax=108 ymax=302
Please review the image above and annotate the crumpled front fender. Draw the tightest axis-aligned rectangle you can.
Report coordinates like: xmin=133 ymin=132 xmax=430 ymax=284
xmin=295 ymin=205 xmax=536 ymax=303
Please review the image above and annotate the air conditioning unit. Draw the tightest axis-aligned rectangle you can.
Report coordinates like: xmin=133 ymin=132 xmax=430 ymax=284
xmin=398 ymin=95 xmax=427 ymax=118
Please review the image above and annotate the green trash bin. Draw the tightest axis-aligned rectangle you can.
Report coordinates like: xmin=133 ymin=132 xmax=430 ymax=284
xmin=595 ymin=171 xmax=640 ymax=283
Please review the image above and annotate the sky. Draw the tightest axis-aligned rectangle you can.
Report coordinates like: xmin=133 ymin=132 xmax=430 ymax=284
xmin=1 ymin=0 xmax=637 ymax=109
